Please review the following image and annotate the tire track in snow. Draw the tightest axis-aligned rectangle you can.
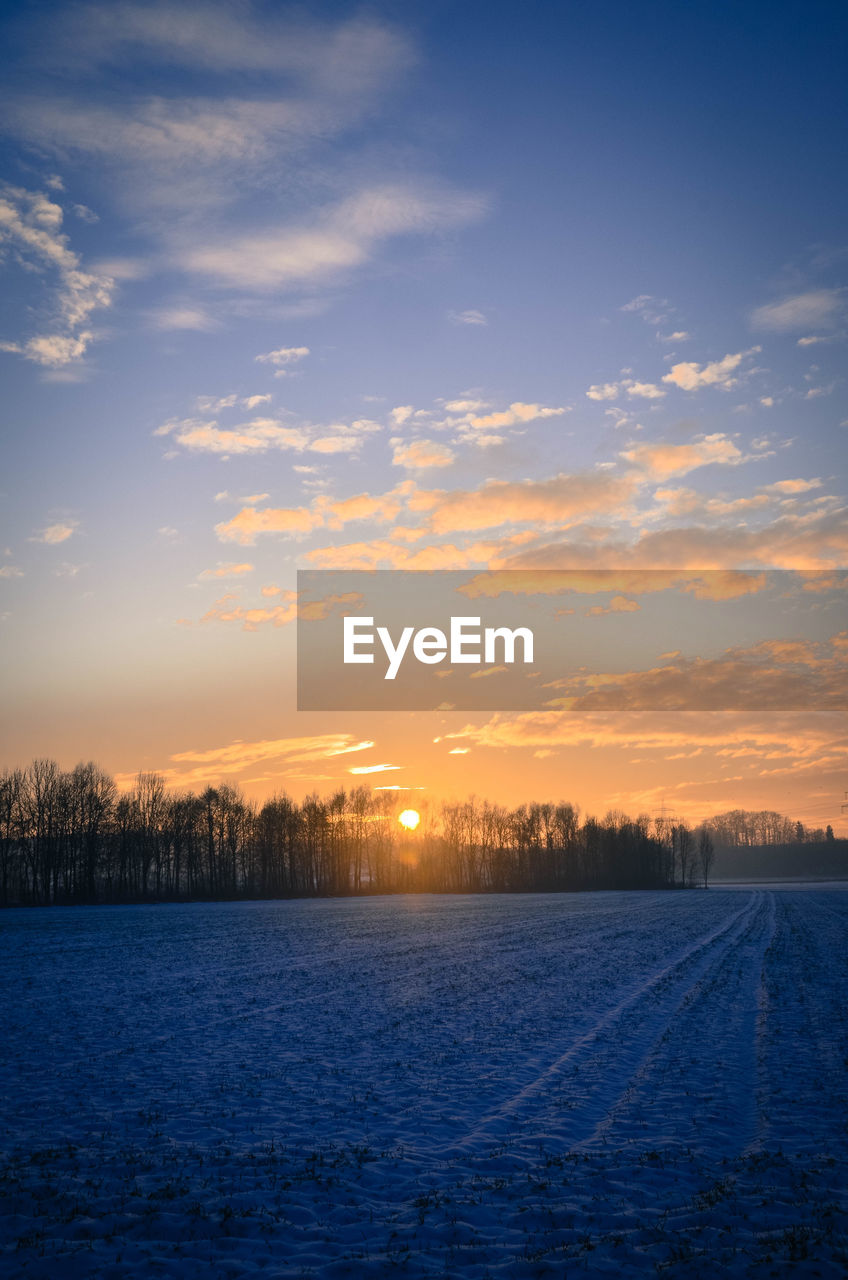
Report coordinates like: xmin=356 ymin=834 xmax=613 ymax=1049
xmin=574 ymin=889 xmax=778 ymax=1159
xmin=447 ymin=890 xmax=763 ymax=1157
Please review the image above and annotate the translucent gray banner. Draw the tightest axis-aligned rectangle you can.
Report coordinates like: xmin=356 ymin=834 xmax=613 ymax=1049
xmin=296 ymin=569 xmax=848 ymax=711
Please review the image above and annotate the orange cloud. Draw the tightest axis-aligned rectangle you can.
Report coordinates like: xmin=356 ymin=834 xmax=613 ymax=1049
xmin=661 ymin=349 xmax=759 ymax=391
xmin=538 ymin=632 xmax=848 ymax=711
xmin=411 ymin=472 xmax=637 ymax=534
xmin=392 ymin=439 xmax=456 ymax=468
xmin=198 ymin=562 xmax=254 ymax=579
xmin=585 ymin=595 xmax=640 ymax=616
xmin=622 ymin=433 xmax=742 ymax=478
xmin=468 ymin=401 xmax=567 ymax=429
xmin=121 ymin=733 xmax=380 ymax=789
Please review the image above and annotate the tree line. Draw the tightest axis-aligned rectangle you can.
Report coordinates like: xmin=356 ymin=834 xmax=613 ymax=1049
xmin=0 ymin=758 xmax=726 ymax=906
xmin=703 ymin=808 xmax=834 ymax=848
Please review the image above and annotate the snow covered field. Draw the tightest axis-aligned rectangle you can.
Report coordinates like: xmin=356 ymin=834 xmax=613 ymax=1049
xmin=1 ymin=889 xmax=846 ymax=1277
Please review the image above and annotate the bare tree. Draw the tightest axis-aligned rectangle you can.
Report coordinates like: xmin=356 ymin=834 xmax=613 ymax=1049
xmin=697 ymin=827 xmax=715 ymax=888
xmin=674 ymin=822 xmax=693 ymax=887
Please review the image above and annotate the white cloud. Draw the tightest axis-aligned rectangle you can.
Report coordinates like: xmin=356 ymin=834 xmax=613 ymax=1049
xmin=184 ymin=184 xmax=486 ymax=290
xmin=449 ymin=308 xmax=488 ymax=325
xmin=43 ymin=7 xmax=413 ymax=86
xmin=151 ymin=305 xmax=218 ymax=331
xmin=255 ymin=345 xmax=310 ymax=370
xmin=620 ymin=295 xmax=670 ymax=325
xmin=308 ymin=422 xmax=380 ymax=455
xmin=196 ymin=393 xmax=238 ymax=411
xmin=443 ymin=398 xmax=489 ymax=413
xmin=587 ymin=378 xmax=664 ymax=401
xmin=586 ymin=382 xmax=620 ymax=402
xmin=0 ymin=565 xmax=24 ymax=579
xmin=0 ymin=185 xmax=115 ymax=366
xmin=8 ymin=11 xmax=484 ymax=317
xmin=751 ymin=288 xmax=845 ymax=332
xmin=626 ymin=381 xmax=665 ymax=400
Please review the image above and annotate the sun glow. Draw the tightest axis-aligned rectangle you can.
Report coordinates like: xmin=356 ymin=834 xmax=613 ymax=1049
xmin=398 ymin=809 xmax=421 ymax=831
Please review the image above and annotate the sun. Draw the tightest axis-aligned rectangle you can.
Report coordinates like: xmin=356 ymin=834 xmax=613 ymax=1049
xmin=398 ymin=809 xmax=421 ymax=831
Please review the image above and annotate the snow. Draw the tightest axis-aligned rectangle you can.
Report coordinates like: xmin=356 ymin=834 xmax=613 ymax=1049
xmin=1 ymin=888 xmax=846 ymax=1276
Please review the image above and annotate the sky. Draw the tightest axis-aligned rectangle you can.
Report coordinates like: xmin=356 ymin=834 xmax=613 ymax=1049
xmin=1 ymin=0 xmax=847 ymax=831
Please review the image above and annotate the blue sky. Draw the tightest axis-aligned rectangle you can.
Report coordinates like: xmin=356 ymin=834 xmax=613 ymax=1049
xmin=1 ymin=0 xmax=846 ymax=827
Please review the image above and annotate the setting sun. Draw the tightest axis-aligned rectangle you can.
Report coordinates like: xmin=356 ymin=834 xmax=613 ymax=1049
xmin=398 ymin=809 xmax=421 ymax=831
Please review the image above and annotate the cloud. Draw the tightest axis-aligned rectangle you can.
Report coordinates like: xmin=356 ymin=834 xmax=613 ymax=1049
xmin=160 ymin=417 xmax=310 ymax=454
xmin=0 ymin=185 xmax=115 ymax=366
xmin=42 ymin=5 xmax=413 ymax=84
xmin=585 ymin=595 xmax=640 ymax=616
xmin=540 ymin=634 xmax=848 ymax=713
xmin=751 ymin=288 xmax=845 ymax=332
xmin=196 ymin=393 xmax=237 ymax=411
xmin=7 ymin=9 xmax=485 ymax=319
xmin=662 ymin=349 xmax=759 ymax=391
xmin=216 ymin=506 xmax=319 ymax=542
xmin=30 ymin=521 xmax=77 ymax=544
xmin=158 ymin=397 xmax=381 ymax=457
xmin=620 ymin=295 xmax=670 ymax=325
xmin=200 ymin=597 xmax=298 ymax=630
xmin=467 ymin=401 xmax=568 ymax=429
xmin=0 ymin=566 xmax=24 ymax=579
xmin=150 ymin=305 xmax=219 ymax=331
xmin=626 ymin=381 xmax=665 ymax=400
xmin=621 ymin=433 xmax=743 ymax=478
xmin=499 ymin=505 xmax=848 ymax=572
xmin=184 ymin=184 xmax=486 ymax=290
xmin=445 ymin=708 xmax=847 ymax=776
xmin=130 ymin=729 xmax=381 ymax=788
xmin=215 ymin=487 xmax=404 ymax=544
xmin=348 ymin=763 xmax=401 ymax=775
xmin=304 ymin=538 xmax=511 ymax=570
xmin=308 ymin=419 xmax=381 ymax=454
xmin=459 ymin=569 xmax=768 ymax=603
xmin=764 ymin=478 xmax=822 ymax=495
xmin=392 ymin=439 xmax=456 ymax=469
xmin=586 ymin=378 xmax=664 ymax=401
xmin=443 ymin=398 xmax=489 ymax=413
xmin=198 ymin=587 xmax=361 ymax=630
xmin=586 ymin=382 xmax=620 ymax=402
xmin=449 ymin=309 xmax=487 ymax=325
xmin=198 ymin=562 xmax=254 ymax=579
xmin=255 ymin=345 xmax=310 ymax=372
xmin=412 ymin=472 xmax=636 ymax=535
